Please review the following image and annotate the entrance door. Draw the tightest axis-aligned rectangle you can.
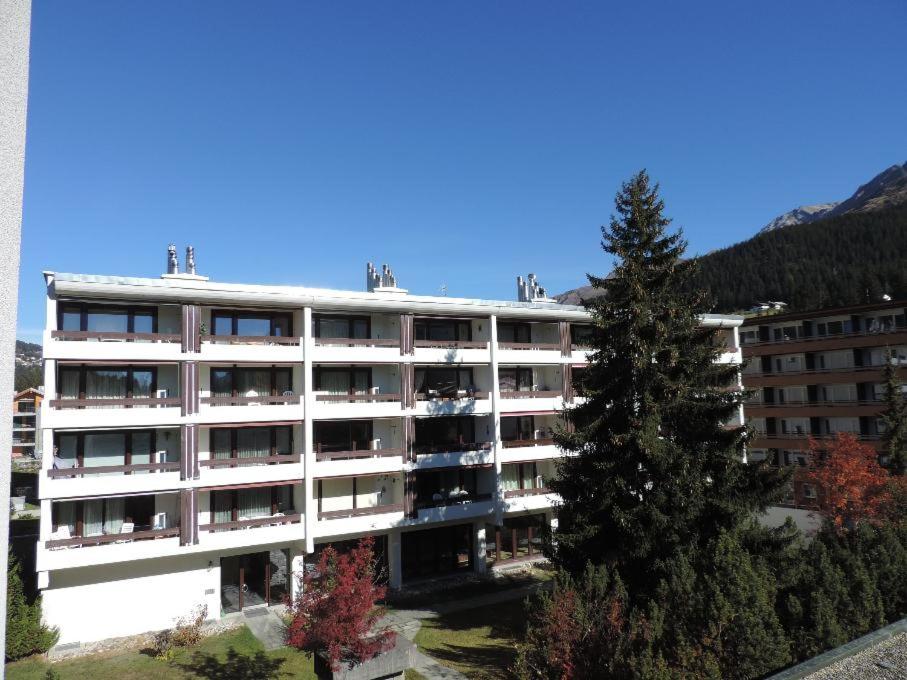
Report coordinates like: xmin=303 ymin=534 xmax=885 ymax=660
xmin=221 ymin=551 xmax=278 ymax=612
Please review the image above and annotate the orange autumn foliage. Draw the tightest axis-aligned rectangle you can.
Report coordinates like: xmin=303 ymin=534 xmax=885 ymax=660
xmin=806 ymin=432 xmax=891 ymax=531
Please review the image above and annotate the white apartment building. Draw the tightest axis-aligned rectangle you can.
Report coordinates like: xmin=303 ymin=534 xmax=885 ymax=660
xmin=36 ymin=259 xmax=743 ymax=645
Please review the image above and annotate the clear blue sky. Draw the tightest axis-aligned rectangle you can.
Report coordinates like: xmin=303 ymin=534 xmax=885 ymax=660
xmin=16 ymin=1 xmax=907 ymax=342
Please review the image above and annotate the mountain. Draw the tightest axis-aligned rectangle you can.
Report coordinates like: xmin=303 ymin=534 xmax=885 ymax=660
xmin=14 ymin=340 xmax=42 ymax=392
xmin=555 ymin=161 xmax=907 ymax=310
xmin=759 ymin=161 xmax=907 ymax=233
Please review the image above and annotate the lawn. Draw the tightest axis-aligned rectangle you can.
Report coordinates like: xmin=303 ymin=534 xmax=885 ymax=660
xmin=5 ymin=625 xmax=317 ymax=680
xmin=414 ymin=598 xmax=528 ymax=680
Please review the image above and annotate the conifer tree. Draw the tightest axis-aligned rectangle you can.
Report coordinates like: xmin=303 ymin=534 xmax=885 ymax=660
xmin=6 ymin=549 xmax=57 ymax=661
xmin=880 ymin=358 xmax=907 ymax=476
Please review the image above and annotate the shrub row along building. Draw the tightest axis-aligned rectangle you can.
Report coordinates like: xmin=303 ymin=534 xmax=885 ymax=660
xmin=36 ymin=254 xmax=743 ymax=645
xmin=742 ymin=299 xmax=907 ymax=507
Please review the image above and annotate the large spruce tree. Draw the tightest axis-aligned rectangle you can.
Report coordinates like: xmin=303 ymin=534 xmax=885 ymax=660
xmin=544 ymin=171 xmax=792 ymax=676
xmin=880 ymin=359 xmax=907 ymax=476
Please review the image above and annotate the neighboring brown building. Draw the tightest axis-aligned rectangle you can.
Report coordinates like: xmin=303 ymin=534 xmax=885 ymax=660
xmin=12 ymin=387 xmax=42 ymax=458
xmin=741 ymin=299 xmax=907 ymax=508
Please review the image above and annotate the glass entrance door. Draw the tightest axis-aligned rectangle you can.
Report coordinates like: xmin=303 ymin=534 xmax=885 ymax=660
xmin=221 ymin=551 xmax=289 ymax=612
xmin=241 ymin=553 xmax=267 ymax=608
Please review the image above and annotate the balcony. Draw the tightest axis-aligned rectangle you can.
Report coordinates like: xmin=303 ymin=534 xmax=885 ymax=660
xmin=315 ymin=472 xmax=404 ymax=536
xmin=742 ymin=325 xmax=907 ymax=357
xmin=745 ymin=400 xmax=885 ymax=418
xmin=199 ymin=513 xmax=302 ymax=533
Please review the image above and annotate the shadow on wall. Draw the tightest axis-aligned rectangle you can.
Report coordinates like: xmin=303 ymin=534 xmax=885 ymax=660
xmin=179 ymin=647 xmax=285 ymax=680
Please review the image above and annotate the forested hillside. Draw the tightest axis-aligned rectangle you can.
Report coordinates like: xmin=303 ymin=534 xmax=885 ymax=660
xmin=689 ymin=202 xmax=907 ymax=312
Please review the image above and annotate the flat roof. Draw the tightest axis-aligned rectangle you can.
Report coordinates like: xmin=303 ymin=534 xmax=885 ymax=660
xmin=742 ymin=299 xmax=907 ymax=327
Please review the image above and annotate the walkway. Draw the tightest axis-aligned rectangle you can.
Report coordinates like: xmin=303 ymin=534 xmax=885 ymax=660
xmin=243 ymin=608 xmax=286 ymax=651
xmin=383 ymin=580 xmax=551 ymax=680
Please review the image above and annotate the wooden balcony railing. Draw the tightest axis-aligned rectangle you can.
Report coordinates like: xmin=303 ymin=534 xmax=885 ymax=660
xmin=199 ymin=454 xmax=300 ymax=468
xmin=415 ymin=492 xmax=493 ymax=510
xmin=315 ymin=447 xmax=404 ymax=461
xmin=201 ymin=394 xmax=301 ymax=406
xmin=200 ymin=512 xmax=302 ymax=533
xmin=750 ymin=431 xmax=882 ymax=441
xmin=497 ymin=342 xmax=561 ymax=351
xmin=47 ymin=461 xmax=181 ymax=478
xmin=314 ymin=337 xmax=399 ymax=347
xmin=503 ymin=487 xmax=551 ymax=498
xmin=571 ymin=343 xmax=593 ymax=351
xmin=501 ymin=438 xmax=555 ymax=449
xmin=413 ymin=340 xmax=488 ymax=349
xmin=49 ymin=397 xmax=180 ymax=409
xmin=318 ymin=503 xmax=404 ymax=521
xmin=748 ymin=400 xmax=883 ymax=408
xmin=499 ymin=390 xmax=561 ymax=400
xmin=315 ymin=393 xmax=401 ymax=403
xmin=415 ymin=391 xmax=490 ymax=401
xmin=46 ymin=526 xmax=179 ymax=549
xmin=201 ymin=335 xmax=300 ymax=346
xmin=414 ymin=442 xmax=493 ymax=456
xmin=51 ymin=330 xmax=180 ymax=343
xmin=742 ymin=324 xmax=907 ymax=347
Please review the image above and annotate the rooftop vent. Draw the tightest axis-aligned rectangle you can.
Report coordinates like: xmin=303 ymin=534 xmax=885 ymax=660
xmin=367 ymin=262 xmax=407 ymax=294
xmin=162 ymin=244 xmax=208 ymax=281
xmin=517 ymin=273 xmax=555 ymax=303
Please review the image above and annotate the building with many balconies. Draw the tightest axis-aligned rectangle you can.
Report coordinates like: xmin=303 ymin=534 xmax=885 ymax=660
xmin=36 ymin=257 xmax=743 ymax=645
xmin=741 ymin=299 xmax=907 ymax=508
xmin=13 ymin=387 xmax=42 ymax=458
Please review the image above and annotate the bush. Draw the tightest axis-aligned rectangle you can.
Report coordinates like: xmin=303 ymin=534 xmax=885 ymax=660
xmin=6 ymin=549 xmax=58 ymax=660
xmin=152 ymin=604 xmax=207 ymax=659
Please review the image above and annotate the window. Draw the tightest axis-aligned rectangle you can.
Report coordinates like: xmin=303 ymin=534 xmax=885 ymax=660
xmin=501 ymin=416 xmax=534 ymax=442
xmin=499 ymin=367 xmax=533 ymax=392
xmin=53 ymin=495 xmax=157 ymax=536
xmin=498 ymin=322 xmax=531 ymax=344
xmin=414 ymin=417 xmax=477 ymax=450
xmin=414 ymin=319 xmax=471 ymax=342
xmin=314 ymin=421 xmax=373 ymax=453
xmin=58 ymin=303 xmax=158 ymax=334
xmin=314 ymin=367 xmax=371 ymax=394
xmin=571 ymin=324 xmax=595 ymax=347
xmin=209 ymin=485 xmax=294 ymax=525
xmin=57 ymin=365 xmax=158 ymax=400
xmin=211 ymin=426 xmax=293 ymax=461
xmin=414 ymin=367 xmax=475 ymax=397
xmin=502 ymin=462 xmax=541 ymax=492
xmin=53 ymin=429 xmax=169 ymax=472
xmin=313 ymin=315 xmax=370 ymax=339
xmin=210 ymin=310 xmax=292 ymax=337
xmin=415 ymin=469 xmax=479 ymax=508
xmin=210 ymin=367 xmax=292 ymax=397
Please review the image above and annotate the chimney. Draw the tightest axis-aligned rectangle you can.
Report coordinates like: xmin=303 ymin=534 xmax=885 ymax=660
xmin=167 ymin=244 xmax=179 ymax=275
xmin=185 ymin=246 xmax=197 ymax=276
xmin=516 ymin=272 xmax=555 ymax=303
xmin=366 ymin=261 xmax=407 ymax=294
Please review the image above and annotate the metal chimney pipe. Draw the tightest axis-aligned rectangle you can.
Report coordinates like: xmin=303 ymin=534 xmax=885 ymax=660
xmin=185 ymin=246 xmax=197 ymax=276
xmin=167 ymin=244 xmax=179 ymax=275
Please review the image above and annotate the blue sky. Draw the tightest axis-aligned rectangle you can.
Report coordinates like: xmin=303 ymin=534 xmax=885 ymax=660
xmin=16 ymin=1 xmax=907 ymax=342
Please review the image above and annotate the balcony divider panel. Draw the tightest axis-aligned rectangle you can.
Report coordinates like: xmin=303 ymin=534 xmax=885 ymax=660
xmin=559 ymin=321 xmax=571 ymax=357
xmin=180 ymin=488 xmax=198 ymax=546
xmin=401 ymin=363 xmax=415 ymax=409
xmin=400 ymin=314 xmax=414 ymax=356
xmin=404 ymin=416 xmax=415 ymax=463
xmin=562 ymin=363 xmax=574 ymax=404
xmin=180 ymin=423 xmax=199 ymax=480
xmin=404 ymin=470 xmax=416 ymax=518
xmin=182 ymin=305 xmax=200 ymax=353
xmin=181 ymin=361 xmax=199 ymax=416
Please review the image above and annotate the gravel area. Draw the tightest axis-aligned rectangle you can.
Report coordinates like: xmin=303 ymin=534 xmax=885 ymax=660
xmin=804 ymin=632 xmax=907 ymax=680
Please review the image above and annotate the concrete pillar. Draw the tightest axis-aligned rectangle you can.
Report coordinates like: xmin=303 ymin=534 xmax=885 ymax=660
xmin=388 ymin=529 xmax=402 ymax=590
xmin=289 ymin=548 xmax=307 ymax=602
xmin=302 ymin=307 xmax=315 ymax=553
xmin=474 ymin=522 xmax=487 ymax=575
xmin=488 ymin=314 xmax=504 ymax=526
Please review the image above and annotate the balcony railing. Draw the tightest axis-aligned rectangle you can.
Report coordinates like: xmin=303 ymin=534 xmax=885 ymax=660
xmin=415 ymin=390 xmax=490 ymax=401
xmin=315 ymin=392 xmax=401 ymax=403
xmin=201 ymin=394 xmax=301 ymax=406
xmin=413 ymin=339 xmax=488 ymax=349
xmin=318 ymin=503 xmax=404 ymax=521
xmin=740 ymin=363 xmax=897 ymax=379
xmin=497 ymin=342 xmax=560 ymax=351
xmin=199 ymin=512 xmax=302 ymax=533
xmin=315 ymin=446 xmax=404 ymax=461
xmin=499 ymin=389 xmax=561 ymax=400
xmin=199 ymin=453 xmax=300 ymax=468
xmin=415 ymin=492 xmax=493 ymax=509
xmin=314 ymin=337 xmax=399 ymax=348
xmin=49 ymin=397 xmax=180 ymax=409
xmin=51 ymin=330 xmax=180 ymax=343
xmin=47 ymin=461 xmax=181 ymax=478
xmin=742 ymin=323 xmax=907 ymax=347
xmin=750 ymin=431 xmax=882 ymax=441
xmin=201 ymin=335 xmax=300 ymax=346
xmin=503 ymin=487 xmax=551 ymax=498
xmin=414 ymin=441 xmax=493 ymax=456
xmin=747 ymin=400 xmax=883 ymax=408
xmin=501 ymin=437 xmax=555 ymax=449
xmin=46 ymin=526 xmax=179 ymax=549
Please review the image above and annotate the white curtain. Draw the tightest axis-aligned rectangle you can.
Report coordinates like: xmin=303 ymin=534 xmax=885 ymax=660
xmin=83 ymin=499 xmax=104 ymax=536
xmin=55 ymin=503 xmax=76 ymax=534
xmin=83 ymin=433 xmax=125 ymax=476
xmin=319 ymin=318 xmax=349 ymax=338
xmin=131 ymin=432 xmax=152 ymax=474
xmin=320 ymin=371 xmax=350 ymax=395
xmin=59 ymin=370 xmax=80 ymax=399
xmin=212 ymin=430 xmax=232 ymax=460
xmin=103 ymin=497 xmax=124 ymax=534
xmin=239 ymin=488 xmax=272 ymax=518
xmin=56 ymin=435 xmax=78 ymax=469
xmin=213 ymin=492 xmax=233 ymax=524
xmin=86 ymin=370 xmax=127 ymax=410
xmin=237 ymin=429 xmax=270 ymax=463
xmin=239 ymin=370 xmax=270 ymax=397
xmin=502 ymin=465 xmax=520 ymax=492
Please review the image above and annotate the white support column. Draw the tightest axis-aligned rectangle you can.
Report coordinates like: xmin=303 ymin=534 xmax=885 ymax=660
xmin=388 ymin=528 xmax=402 ymax=590
xmin=290 ymin=547 xmax=307 ymax=601
xmin=302 ymin=307 xmax=315 ymax=553
xmin=488 ymin=314 xmax=504 ymax=526
xmin=473 ymin=521 xmax=487 ymax=575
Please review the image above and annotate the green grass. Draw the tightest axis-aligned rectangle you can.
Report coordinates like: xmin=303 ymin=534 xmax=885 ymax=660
xmin=5 ymin=625 xmax=317 ymax=680
xmin=414 ymin=598 xmax=527 ymax=680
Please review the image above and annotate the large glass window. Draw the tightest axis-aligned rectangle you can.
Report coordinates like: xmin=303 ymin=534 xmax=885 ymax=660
xmin=498 ymin=322 xmax=531 ymax=343
xmin=414 ymin=319 xmax=471 ymax=342
xmin=315 ymin=367 xmax=371 ymax=394
xmin=58 ymin=303 xmax=158 ymax=334
xmin=52 ymin=430 xmax=170 ymax=473
xmin=414 ymin=367 xmax=475 ymax=397
xmin=52 ymin=495 xmax=158 ymax=537
xmin=58 ymin=366 xmax=159 ymax=401
xmin=210 ymin=367 xmax=292 ymax=397
xmin=501 ymin=416 xmax=534 ymax=442
xmin=571 ymin=324 xmax=596 ymax=347
xmin=401 ymin=524 xmax=472 ymax=580
xmin=212 ymin=426 xmax=294 ymax=461
xmin=414 ymin=417 xmax=476 ymax=451
xmin=210 ymin=310 xmax=293 ymax=337
xmin=499 ymin=367 xmax=533 ymax=392
xmin=314 ymin=315 xmax=370 ymax=339
xmin=314 ymin=421 xmax=373 ymax=452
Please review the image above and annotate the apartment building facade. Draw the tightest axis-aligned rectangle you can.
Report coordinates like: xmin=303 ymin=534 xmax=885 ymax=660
xmin=741 ymin=299 xmax=907 ymax=507
xmin=37 ymin=265 xmax=742 ymax=645
xmin=13 ymin=387 xmax=42 ymax=458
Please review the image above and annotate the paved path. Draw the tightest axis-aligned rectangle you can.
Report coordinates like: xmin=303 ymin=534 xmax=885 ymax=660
xmin=243 ymin=608 xmax=286 ymax=651
xmin=383 ymin=580 xmax=551 ymax=680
